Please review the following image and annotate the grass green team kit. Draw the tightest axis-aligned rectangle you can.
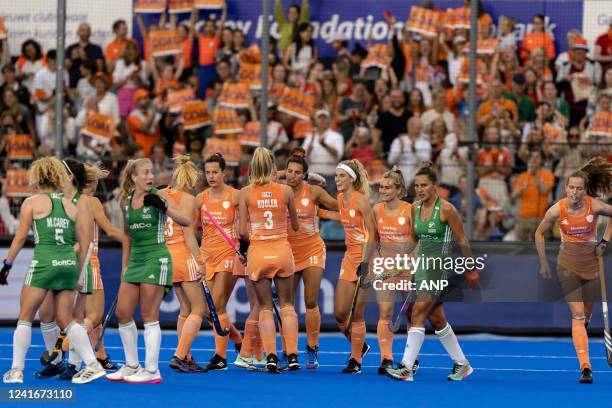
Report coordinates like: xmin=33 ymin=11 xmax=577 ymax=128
xmin=123 ymin=188 xmax=172 ymax=286
xmin=25 ymin=193 xmax=78 ymax=291
xmin=413 ymin=197 xmax=453 ymax=295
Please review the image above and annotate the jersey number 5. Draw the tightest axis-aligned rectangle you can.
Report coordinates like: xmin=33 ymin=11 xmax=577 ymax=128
xmin=264 ymin=211 xmax=274 ymax=230
xmin=55 ymin=229 xmax=65 ymax=245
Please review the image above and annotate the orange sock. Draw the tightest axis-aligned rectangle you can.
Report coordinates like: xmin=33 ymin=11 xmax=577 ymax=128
xmin=350 ymin=321 xmax=366 ymax=363
xmin=177 ymin=315 xmax=187 ymax=340
xmin=229 ymin=323 xmax=242 ymax=347
xmin=572 ymin=318 xmax=591 ymax=369
xmin=214 ymin=313 xmax=231 ymax=359
xmin=176 ymin=314 xmax=202 ymax=359
xmin=253 ymin=321 xmax=264 ymax=360
xmin=280 ymin=306 xmax=298 ymax=355
xmin=258 ymin=310 xmax=277 ymax=356
xmin=306 ymin=307 xmax=321 ymax=348
xmin=241 ymin=319 xmax=258 ymax=357
xmin=377 ymin=320 xmax=393 ymax=361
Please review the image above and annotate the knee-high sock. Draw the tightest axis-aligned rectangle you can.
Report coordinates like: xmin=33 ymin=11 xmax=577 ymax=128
xmin=144 ymin=321 xmax=161 ymax=373
xmin=241 ymin=319 xmax=258 ymax=358
xmin=229 ymin=323 xmax=242 ymax=346
xmin=40 ymin=321 xmax=62 ymax=364
xmin=572 ymin=318 xmax=591 ymax=369
xmin=258 ymin=309 xmax=277 ymax=356
xmin=175 ymin=314 xmax=202 ymax=360
xmin=435 ymin=323 xmax=466 ymax=364
xmin=11 ymin=321 xmax=32 ymax=370
xmin=377 ymin=320 xmax=393 ymax=361
xmin=306 ymin=307 xmax=321 ymax=348
xmin=118 ymin=320 xmax=139 ymax=368
xmin=67 ymin=323 xmax=86 ymax=369
xmin=280 ymin=306 xmax=298 ymax=355
xmin=65 ymin=321 xmax=96 ymax=366
xmin=253 ymin=321 xmax=264 ymax=360
xmin=177 ymin=315 xmax=187 ymax=341
xmin=213 ymin=313 xmax=231 ymax=359
xmin=350 ymin=321 xmax=367 ymax=363
xmin=401 ymin=327 xmax=425 ymax=368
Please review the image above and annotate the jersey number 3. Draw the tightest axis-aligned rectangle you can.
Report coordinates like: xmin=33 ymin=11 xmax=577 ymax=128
xmin=263 ymin=211 xmax=274 ymax=230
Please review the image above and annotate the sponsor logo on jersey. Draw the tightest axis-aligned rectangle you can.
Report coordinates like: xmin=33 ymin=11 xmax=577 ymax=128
xmin=222 ymin=200 xmax=231 ymax=209
xmin=349 ymin=209 xmax=356 ymax=218
xmin=301 ymin=198 xmax=309 ymax=207
xmin=143 ymin=207 xmax=150 ymax=214
xmin=586 ymin=214 xmax=594 ymax=223
xmin=129 ymin=223 xmax=153 ymax=230
xmin=398 ymin=217 xmax=406 ymax=225
xmin=52 ymin=259 xmax=76 ymax=267
xmin=148 ymin=274 xmax=155 ymax=279
xmin=561 ymin=219 xmax=569 ymax=225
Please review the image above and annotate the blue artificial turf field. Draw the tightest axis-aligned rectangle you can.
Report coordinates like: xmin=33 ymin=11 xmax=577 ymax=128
xmin=0 ymin=327 xmax=610 ymax=407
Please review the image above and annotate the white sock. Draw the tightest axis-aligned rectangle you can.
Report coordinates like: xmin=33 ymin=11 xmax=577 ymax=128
xmin=118 ymin=320 xmax=139 ymax=368
xmin=401 ymin=327 xmax=425 ymax=369
xmin=40 ymin=321 xmax=63 ymax=364
xmin=12 ymin=321 xmax=32 ymax=370
xmin=65 ymin=321 xmax=96 ymax=366
xmin=435 ymin=323 xmax=467 ymax=364
xmin=144 ymin=321 xmax=161 ymax=373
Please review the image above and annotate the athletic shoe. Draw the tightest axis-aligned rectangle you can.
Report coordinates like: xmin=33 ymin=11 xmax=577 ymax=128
xmin=377 ymin=359 xmax=393 ymax=375
xmin=3 ymin=368 xmax=23 ymax=384
xmin=385 ymin=365 xmax=413 ymax=381
xmin=305 ymin=345 xmax=319 ymax=369
xmin=106 ymin=364 xmax=141 ymax=382
xmin=361 ymin=343 xmax=371 ymax=358
xmin=447 ymin=361 xmax=474 ymax=381
xmin=35 ymin=359 xmax=66 ymax=378
xmin=278 ymin=352 xmax=289 ymax=371
xmin=342 ymin=358 xmax=361 ymax=374
xmin=206 ymin=354 xmax=228 ymax=371
xmin=71 ymin=362 xmax=106 ymax=384
xmin=579 ymin=368 xmax=593 ymax=384
xmin=57 ymin=363 xmax=79 ymax=380
xmin=124 ymin=368 xmax=163 ymax=384
xmin=186 ymin=357 xmax=208 ymax=373
xmin=97 ymin=355 xmax=118 ymax=371
xmin=234 ymin=342 xmax=242 ymax=354
xmin=234 ymin=354 xmax=255 ymax=369
xmin=266 ymin=354 xmax=281 ymax=374
xmin=169 ymin=356 xmax=192 ymax=373
xmin=413 ymin=359 xmax=419 ymax=374
xmin=287 ymin=353 xmax=300 ymax=371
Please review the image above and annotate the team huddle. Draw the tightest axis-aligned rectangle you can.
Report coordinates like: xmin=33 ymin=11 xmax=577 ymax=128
xmin=0 ymin=148 xmax=611 ymax=384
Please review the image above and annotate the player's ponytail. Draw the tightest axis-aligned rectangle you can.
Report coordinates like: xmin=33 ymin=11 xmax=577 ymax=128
xmin=118 ymin=158 xmax=150 ymax=203
xmin=414 ymin=160 xmax=438 ymax=184
xmin=204 ymin=152 xmax=226 ymax=171
xmin=28 ymin=157 xmax=68 ymax=191
xmin=62 ymin=158 xmax=87 ymax=191
xmin=339 ymin=159 xmax=370 ymax=196
xmin=84 ymin=163 xmax=110 ymax=184
xmin=172 ymin=155 xmax=199 ymax=191
xmin=382 ymin=165 xmax=407 ymax=197
xmin=286 ymin=147 xmax=309 ymax=179
xmin=569 ymin=157 xmax=612 ymax=198
xmin=249 ymin=147 xmax=275 ymax=185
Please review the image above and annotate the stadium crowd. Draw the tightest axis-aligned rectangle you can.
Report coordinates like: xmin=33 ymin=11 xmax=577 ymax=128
xmin=0 ymin=0 xmax=610 ymax=241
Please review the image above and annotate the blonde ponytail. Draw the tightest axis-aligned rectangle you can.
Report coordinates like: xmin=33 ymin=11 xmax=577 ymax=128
xmin=171 ymin=155 xmax=199 ymax=191
xmin=84 ymin=164 xmax=110 ymax=184
xmin=340 ymin=159 xmax=370 ymax=196
xmin=249 ymin=147 xmax=274 ymax=186
xmin=382 ymin=165 xmax=407 ymax=197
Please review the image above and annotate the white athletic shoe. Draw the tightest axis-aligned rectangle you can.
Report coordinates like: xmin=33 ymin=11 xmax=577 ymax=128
xmin=233 ymin=355 xmax=254 ymax=368
xmin=106 ymin=364 xmax=141 ymax=382
xmin=71 ymin=362 xmax=106 ymax=384
xmin=3 ymin=368 xmax=23 ymax=383
xmin=123 ymin=368 xmax=163 ymax=384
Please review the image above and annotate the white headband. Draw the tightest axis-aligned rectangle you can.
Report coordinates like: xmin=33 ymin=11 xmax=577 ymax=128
xmin=62 ymin=160 xmax=75 ymax=179
xmin=337 ymin=163 xmax=357 ymax=181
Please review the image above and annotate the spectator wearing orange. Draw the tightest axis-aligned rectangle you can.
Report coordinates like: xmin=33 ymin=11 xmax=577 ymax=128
xmin=127 ymin=89 xmax=161 ymax=157
xmin=527 ymin=47 xmax=553 ymax=82
xmin=555 ymin=29 xmax=582 ymax=74
xmin=477 ymin=77 xmax=518 ymax=128
xmin=520 ymin=14 xmax=556 ymax=62
xmin=105 ymin=19 xmax=129 ymax=72
xmin=511 ymin=149 xmax=555 ymax=241
xmin=170 ymin=11 xmax=195 ymax=78
xmin=476 ymin=124 xmax=512 ymax=208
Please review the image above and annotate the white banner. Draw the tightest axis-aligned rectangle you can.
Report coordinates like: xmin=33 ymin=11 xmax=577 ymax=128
xmin=0 ymin=248 xmax=33 ymax=320
xmin=2 ymin=0 xmax=133 ymax=56
xmin=582 ymin=0 xmax=611 ymax=57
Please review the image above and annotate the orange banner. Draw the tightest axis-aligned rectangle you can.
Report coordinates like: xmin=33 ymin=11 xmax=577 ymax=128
xmin=169 ymin=0 xmax=193 ymax=13
xmin=150 ymin=29 xmax=181 ymax=57
xmin=195 ymin=0 xmax=224 ymax=9
xmin=476 ymin=38 xmax=500 ymax=55
xmin=292 ymin=119 xmax=312 ymax=140
xmin=134 ymin=0 xmax=167 ymax=13
xmin=444 ymin=7 xmax=470 ymax=30
xmin=362 ymin=44 xmax=389 ymax=69
xmin=203 ymin=137 xmax=241 ymax=165
xmin=81 ymin=112 xmax=115 ymax=141
xmin=167 ymin=88 xmax=195 ymax=113
xmin=406 ymin=7 xmax=444 ymax=37
xmin=5 ymin=168 xmax=35 ymax=197
xmin=182 ymin=100 xmax=212 ymax=130
xmin=6 ymin=134 xmax=34 ymax=160
xmin=218 ymin=82 xmax=250 ymax=109
xmin=240 ymin=121 xmax=261 ymax=147
xmin=366 ymin=160 xmax=388 ymax=184
xmin=213 ymin=108 xmax=243 ymax=135
xmin=587 ymin=111 xmax=612 ymax=138
xmin=278 ymin=87 xmax=314 ymax=121
xmin=0 ymin=17 xmax=7 ymax=40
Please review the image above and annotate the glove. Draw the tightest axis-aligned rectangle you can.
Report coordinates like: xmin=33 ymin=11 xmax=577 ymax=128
xmin=1 ymin=260 xmax=12 ymax=285
xmin=238 ymin=239 xmax=250 ymax=261
xmin=144 ymin=193 xmax=168 ymax=213
xmin=465 ymin=270 xmax=480 ymax=289
xmin=356 ymin=262 xmax=369 ymax=279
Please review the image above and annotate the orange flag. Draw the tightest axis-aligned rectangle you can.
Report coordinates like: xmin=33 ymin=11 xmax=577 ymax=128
xmin=218 ymin=82 xmax=250 ymax=109
xmin=134 ymin=0 xmax=167 ymax=13
xmin=5 ymin=134 xmax=34 ymax=160
xmin=183 ymin=100 xmax=212 ymax=130
xmin=169 ymin=0 xmax=193 ymax=13
xmin=292 ymin=120 xmax=312 ymax=140
xmin=167 ymin=88 xmax=195 ymax=113
xmin=362 ymin=44 xmax=389 ymax=69
xmin=195 ymin=0 xmax=224 ymax=9
xmin=587 ymin=111 xmax=612 ymax=138
xmin=150 ymin=29 xmax=182 ymax=57
xmin=81 ymin=112 xmax=115 ymax=142
xmin=0 ymin=17 xmax=7 ymax=40
xmin=241 ymin=121 xmax=262 ymax=147
xmin=278 ymin=87 xmax=314 ymax=121
xmin=5 ymin=168 xmax=35 ymax=197
xmin=204 ymin=137 xmax=241 ymax=165
xmin=213 ymin=108 xmax=243 ymax=135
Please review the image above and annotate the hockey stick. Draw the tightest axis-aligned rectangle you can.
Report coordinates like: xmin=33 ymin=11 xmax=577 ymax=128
xmin=599 ymin=254 xmax=612 ymax=366
xmin=344 ymin=274 xmax=363 ymax=336
xmin=201 ymin=279 xmax=230 ymax=336
xmin=272 ymin=290 xmax=283 ymax=328
xmin=95 ymin=294 xmax=118 ymax=352
xmin=389 ymin=290 xmax=414 ymax=333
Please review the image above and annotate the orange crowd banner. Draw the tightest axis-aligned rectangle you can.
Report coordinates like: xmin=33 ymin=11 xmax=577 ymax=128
xmin=195 ymin=0 xmax=224 ymax=9
xmin=169 ymin=0 xmax=193 ymax=13
xmin=134 ymin=0 xmax=167 ymax=13
xmin=476 ymin=38 xmax=500 ymax=55
xmin=292 ymin=119 xmax=312 ymax=140
xmin=366 ymin=160 xmax=388 ymax=184
xmin=218 ymin=82 xmax=250 ymax=109
xmin=587 ymin=111 xmax=612 ymax=138
xmin=150 ymin=29 xmax=182 ymax=57
xmin=213 ymin=108 xmax=243 ymax=135
xmin=444 ymin=7 xmax=470 ymax=30
xmin=81 ymin=112 xmax=115 ymax=142
xmin=183 ymin=100 xmax=212 ymax=130
xmin=278 ymin=87 xmax=314 ymax=121
xmin=5 ymin=168 xmax=35 ymax=197
xmin=0 ymin=17 xmax=7 ymax=40
xmin=6 ymin=134 xmax=34 ymax=160
xmin=167 ymin=88 xmax=195 ymax=113
xmin=240 ymin=121 xmax=261 ymax=147
xmin=406 ymin=7 xmax=444 ymax=37
xmin=362 ymin=44 xmax=389 ymax=69
xmin=203 ymin=137 xmax=241 ymax=165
